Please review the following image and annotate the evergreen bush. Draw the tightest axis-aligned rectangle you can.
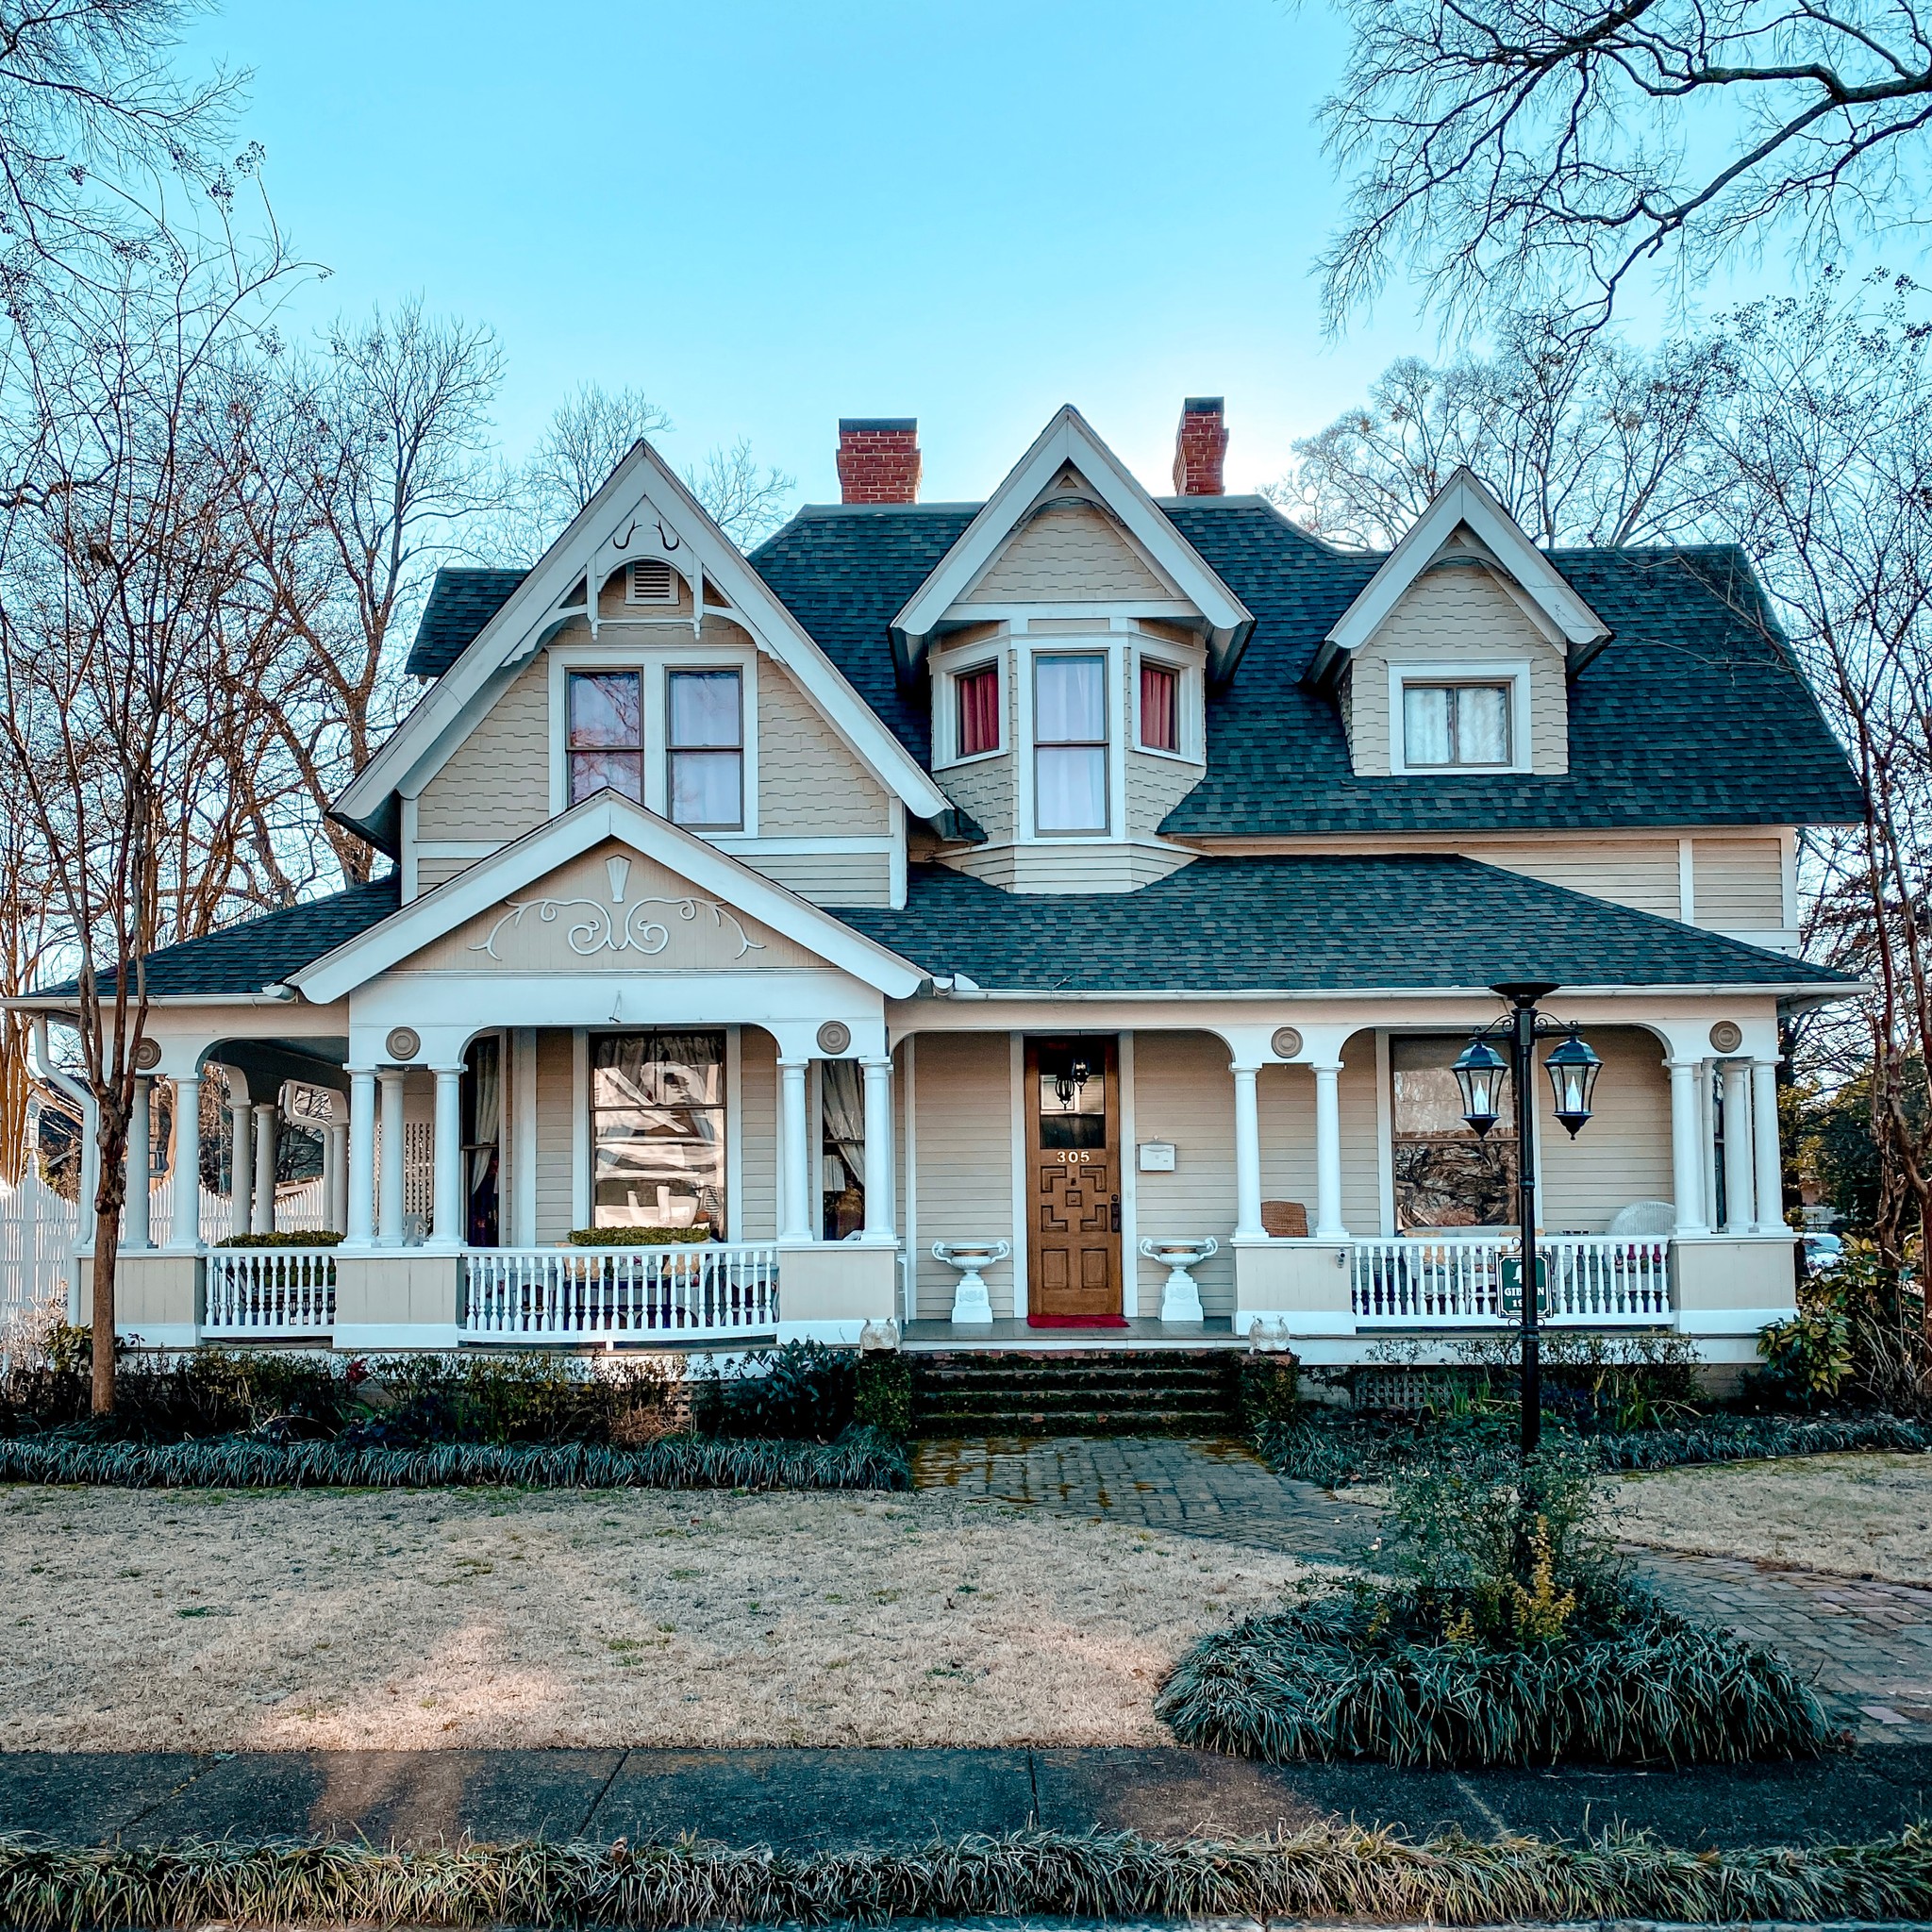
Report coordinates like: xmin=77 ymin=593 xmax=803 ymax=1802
xmin=854 ymin=1351 xmax=913 ymax=1438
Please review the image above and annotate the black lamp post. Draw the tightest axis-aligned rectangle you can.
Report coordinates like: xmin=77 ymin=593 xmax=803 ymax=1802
xmin=1453 ymin=982 xmax=1604 ymax=1459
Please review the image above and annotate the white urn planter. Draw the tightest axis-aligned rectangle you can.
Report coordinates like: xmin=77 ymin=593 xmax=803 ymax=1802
xmin=1140 ymin=1235 xmax=1218 ymax=1325
xmin=931 ymin=1240 xmax=1009 ymax=1324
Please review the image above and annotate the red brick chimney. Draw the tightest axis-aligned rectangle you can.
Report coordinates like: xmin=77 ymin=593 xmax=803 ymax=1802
xmin=1172 ymin=396 xmax=1227 ymax=496
xmin=837 ymin=418 xmax=921 ymax=504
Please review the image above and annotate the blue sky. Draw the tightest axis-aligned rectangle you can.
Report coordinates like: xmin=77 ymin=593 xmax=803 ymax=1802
xmin=178 ymin=1 xmax=1693 ymax=505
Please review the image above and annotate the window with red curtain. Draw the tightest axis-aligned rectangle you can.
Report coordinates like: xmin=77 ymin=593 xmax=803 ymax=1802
xmin=1140 ymin=662 xmax=1178 ymax=752
xmin=957 ymin=664 xmax=1001 ymax=758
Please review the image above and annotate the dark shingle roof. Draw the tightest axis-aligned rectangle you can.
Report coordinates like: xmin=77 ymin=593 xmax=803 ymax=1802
xmin=407 ymin=569 xmax=529 ymax=677
xmin=31 ymin=876 xmax=402 ymax=1000
xmin=832 ymin=856 xmax=1846 ymax=992
xmin=1158 ymin=506 xmax=1864 ymax=834
xmin=402 ymin=499 xmax=1864 ymax=834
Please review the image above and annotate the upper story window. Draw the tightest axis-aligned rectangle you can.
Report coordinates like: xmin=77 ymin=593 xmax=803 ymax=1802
xmin=1034 ymin=652 xmax=1108 ymax=834
xmin=957 ymin=663 xmax=1001 ymax=758
xmin=1139 ymin=661 xmax=1178 ymax=753
xmin=1402 ymin=680 xmax=1511 ymax=769
xmin=627 ymin=558 xmax=677 ymax=605
xmin=667 ymin=668 xmax=743 ymax=828
xmin=567 ymin=670 xmax=642 ymax=805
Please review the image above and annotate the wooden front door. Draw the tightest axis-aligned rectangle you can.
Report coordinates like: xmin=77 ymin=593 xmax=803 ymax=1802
xmin=1026 ymin=1038 xmax=1122 ymax=1316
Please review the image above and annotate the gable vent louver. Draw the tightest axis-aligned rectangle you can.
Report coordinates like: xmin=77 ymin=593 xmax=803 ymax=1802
xmin=627 ymin=558 xmax=676 ymax=605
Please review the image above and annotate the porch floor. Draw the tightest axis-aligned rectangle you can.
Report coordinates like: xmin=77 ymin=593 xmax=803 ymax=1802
xmin=900 ymin=1316 xmax=1238 ymax=1352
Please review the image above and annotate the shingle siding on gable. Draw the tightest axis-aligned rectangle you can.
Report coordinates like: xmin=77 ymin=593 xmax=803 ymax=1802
xmin=966 ymin=503 xmax=1172 ymax=601
xmin=1125 ymin=745 xmax=1203 ymax=837
xmin=1346 ymin=567 xmax=1569 ymax=775
xmin=756 ymin=660 xmax=891 ymax=836
xmin=416 ymin=656 xmax=551 ymax=845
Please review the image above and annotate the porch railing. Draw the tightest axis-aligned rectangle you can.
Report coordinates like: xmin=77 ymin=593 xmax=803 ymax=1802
xmin=204 ymin=1247 xmax=338 ymax=1335
xmin=464 ymin=1243 xmax=780 ymax=1342
xmin=1351 ymin=1235 xmax=1671 ymax=1326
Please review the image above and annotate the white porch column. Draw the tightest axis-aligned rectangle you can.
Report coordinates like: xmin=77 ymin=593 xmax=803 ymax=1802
xmin=345 ymin=1069 xmax=376 ymax=1247
xmin=124 ymin=1075 xmax=152 ymax=1251
xmin=226 ymin=1082 xmax=252 ymax=1240
xmin=1668 ymin=1058 xmax=1708 ymax=1235
xmin=1752 ymin=1056 xmax=1784 ymax=1233
xmin=1231 ymin=1062 xmax=1264 ymax=1241
xmin=250 ymin=1100 xmax=277 ymax=1235
xmin=778 ymin=1057 xmax=812 ymax=1241
xmin=320 ymin=1120 xmax=340 ymax=1232
xmin=1312 ymin=1060 xmax=1348 ymax=1241
xmin=377 ymin=1070 xmax=406 ymax=1246
xmin=861 ymin=1057 xmax=895 ymax=1241
xmin=167 ymin=1072 xmax=201 ymax=1252
xmin=430 ymin=1065 xmax=463 ymax=1251
xmin=78 ymin=1091 xmax=99 ymax=1248
xmin=326 ymin=1123 xmax=350 ymax=1232
xmin=1722 ymin=1062 xmax=1756 ymax=1234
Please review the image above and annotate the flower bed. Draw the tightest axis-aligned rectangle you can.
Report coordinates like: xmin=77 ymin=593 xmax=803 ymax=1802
xmin=0 ymin=1826 xmax=1925 ymax=1928
xmin=1157 ymin=1586 xmax=1834 ymax=1768
xmin=0 ymin=1426 xmax=908 ymax=1491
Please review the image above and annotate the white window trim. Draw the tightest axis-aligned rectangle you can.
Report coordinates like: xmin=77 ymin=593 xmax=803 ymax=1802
xmin=1128 ymin=633 xmax=1204 ymax=764
xmin=548 ymin=642 xmax=759 ymax=832
xmin=665 ymin=659 xmax=750 ymax=836
xmin=1387 ymin=659 xmax=1532 ymax=776
xmin=1019 ymin=633 xmax=1119 ymax=842
xmin=931 ymin=648 xmax=1008 ymax=771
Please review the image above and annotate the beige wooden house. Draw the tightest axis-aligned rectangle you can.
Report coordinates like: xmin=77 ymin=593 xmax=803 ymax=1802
xmin=22 ymin=402 xmax=1860 ymax=1363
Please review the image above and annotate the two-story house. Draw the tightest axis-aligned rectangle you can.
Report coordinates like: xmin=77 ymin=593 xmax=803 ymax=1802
xmin=27 ymin=400 xmax=1860 ymax=1363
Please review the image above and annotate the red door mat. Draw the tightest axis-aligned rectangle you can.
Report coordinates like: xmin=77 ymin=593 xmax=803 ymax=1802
xmin=1026 ymin=1312 xmax=1130 ymax=1329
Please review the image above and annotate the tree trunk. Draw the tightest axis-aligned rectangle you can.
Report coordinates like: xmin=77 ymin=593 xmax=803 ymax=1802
xmin=90 ymin=1116 xmax=128 ymax=1415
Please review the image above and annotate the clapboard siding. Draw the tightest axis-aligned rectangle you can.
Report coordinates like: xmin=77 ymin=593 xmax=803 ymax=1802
xmin=1538 ymin=1026 xmax=1674 ymax=1232
xmin=911 ymin=1031 xmax=1017 ymax=1319
xmin=739 ymin=1025 xmax=777 ymax=1242
xmin=1693 ymin=838 xmax=1785 ymax=929
xmin=1471 ymin=839 xmax=1682 ymax=920
xmin=533 ymin=1028 xmax=575 ymax=1244
xmin=1132 ymin=1031 xmax=1238 ymax=1317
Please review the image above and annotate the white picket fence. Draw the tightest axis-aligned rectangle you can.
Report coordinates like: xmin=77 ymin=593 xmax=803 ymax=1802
xmin=1351 ymin=1235 xmax=1672 ymax=1325
xmin=0 ymin=1173 xmax=80 ymax=1346
xmin=465 ymin=1244 xmax=781 ymax=1343
xmin=150 ymin=1174 xmax=329 ymax=1246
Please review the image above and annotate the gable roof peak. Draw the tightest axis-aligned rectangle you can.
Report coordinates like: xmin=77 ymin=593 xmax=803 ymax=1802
xmin=1309 ymin=464 xmax=1611 ymax=686
xmin=887 ymin=404 xmax=1255 ymax=681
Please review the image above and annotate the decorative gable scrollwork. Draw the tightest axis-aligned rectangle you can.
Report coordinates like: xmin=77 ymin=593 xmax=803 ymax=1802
xmin=466 ymin=855 xmax=766 ymax=965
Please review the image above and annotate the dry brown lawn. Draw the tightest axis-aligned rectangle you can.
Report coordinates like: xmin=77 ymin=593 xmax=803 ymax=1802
xmin=0 ymin=1486 xmax=1307 ymax=1751
xmin=1607 ymin=1451 xmax=1932 ymax=1586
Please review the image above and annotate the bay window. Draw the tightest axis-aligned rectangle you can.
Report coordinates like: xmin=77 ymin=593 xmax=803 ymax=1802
xmin=1033 ymin=652 xmax=1108 ymax=833
xmin=667 ymin=669 xmax=743 ymax=828
xmin=1139 ymin=660 xmax=1178 ymax=753
xmin=956 ymin=663 xmax=1001 ymax=758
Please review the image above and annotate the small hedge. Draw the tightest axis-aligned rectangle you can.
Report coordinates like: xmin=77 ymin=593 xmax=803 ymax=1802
xmin=0 ymin=1826 xmax=1928 ymax=1928
xmin=1257 ymin=1407 xmax=1932 ymax=1487
xmin=1158 ymin=1588 xmax=1837 ymax=1769
xmin=566 ymin=1225 xmax=711 ymax=1246
xmin=212 ymin=1231 xmax=344 ymax=1249
xmin=0 ymin=1427 xmax=908 ymax=1492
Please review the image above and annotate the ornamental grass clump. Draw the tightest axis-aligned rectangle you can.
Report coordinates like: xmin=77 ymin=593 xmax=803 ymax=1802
xmin=1158 ymin=1429 xmax=1837 ymax=1768
xmin=1 ymin=1826 xmax=1929 ymax=1928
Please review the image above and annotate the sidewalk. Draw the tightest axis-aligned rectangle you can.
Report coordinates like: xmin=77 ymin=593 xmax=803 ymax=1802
xmin=2 ymin=1743 xmax=1929 ymax=1850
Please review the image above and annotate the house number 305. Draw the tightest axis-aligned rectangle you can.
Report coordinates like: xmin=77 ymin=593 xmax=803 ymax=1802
xmin=1057 ymin=1151 xmax=1092 ymax=1165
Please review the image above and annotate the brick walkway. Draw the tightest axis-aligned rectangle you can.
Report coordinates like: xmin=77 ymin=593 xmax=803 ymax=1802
xmin=912 ymin=1434 xmax=1932 ymax=1747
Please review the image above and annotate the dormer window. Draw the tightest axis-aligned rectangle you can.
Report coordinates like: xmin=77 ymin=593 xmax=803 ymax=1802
xmin=1399 ymin=678 xmax=1515 ymax=771
xmin=957 ymin=664 xmax=1001 ymax=758
xmin=1139 ymin=662 xmax=1178 ymax=753
xmin=1034 ymin=653 xmax=1108 ymax=833
xmin=627 ymin=558 xmax=676 ymax=605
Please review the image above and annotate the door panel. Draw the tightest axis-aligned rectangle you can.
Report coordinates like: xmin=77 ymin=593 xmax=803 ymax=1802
xmin=1026 ymin=1039 xmax=1121 ymax=1316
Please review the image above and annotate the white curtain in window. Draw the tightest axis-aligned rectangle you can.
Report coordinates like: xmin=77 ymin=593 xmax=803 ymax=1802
xmin=1035 ymin=656 xmax=1104 ymax=740
xmin=1458 ymin=685 xmax=1509 ymax=763
xmin=468 ymin=1040 xmax=500 ymax=1193
xmin=1403 ymin=685 xmax=1451 ymax=765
